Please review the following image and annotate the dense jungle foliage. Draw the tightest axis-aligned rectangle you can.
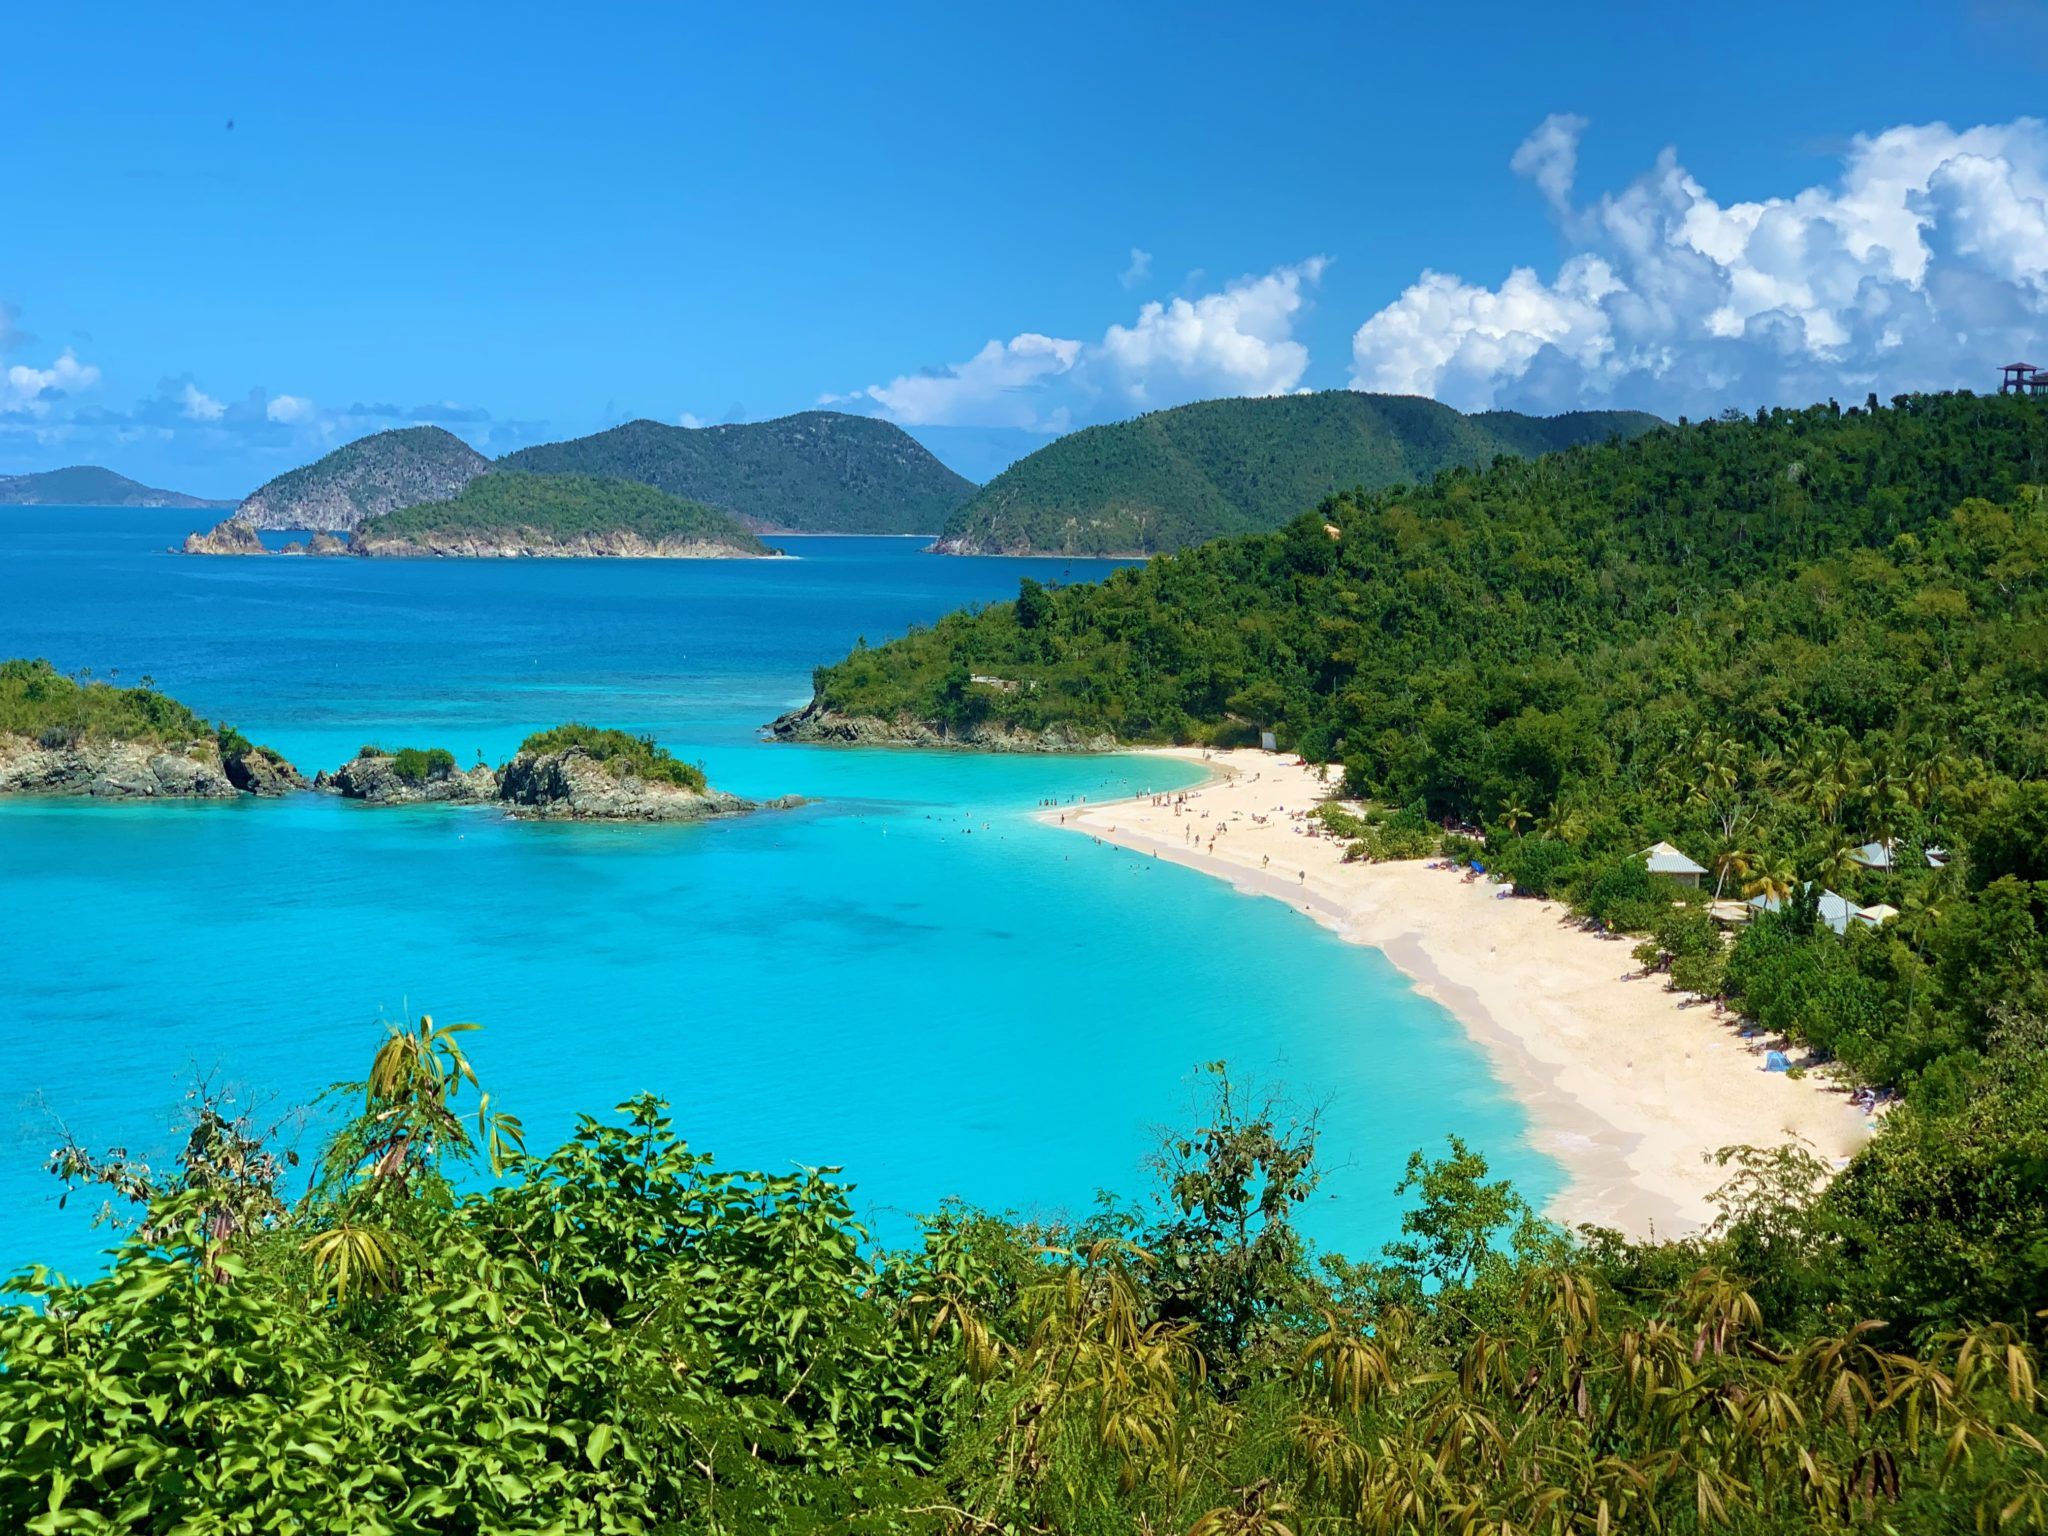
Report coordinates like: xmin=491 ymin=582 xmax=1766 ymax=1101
xmin=517 ymin=723 xmax=708 ymax=791
xmin=355 ymin=473 xmax=769 ymax=553
xmin=935 ymin=391 xmax=1659 ymax=556
xmin=498 ymin=412 xmax=974 ymax=535
xmin=4 ymin=1023 xmax=2043 ymax=1533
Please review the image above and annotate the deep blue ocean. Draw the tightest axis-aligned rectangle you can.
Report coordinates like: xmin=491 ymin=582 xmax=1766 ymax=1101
xmin=0 ymin=509 xmax=1559 ymax=1278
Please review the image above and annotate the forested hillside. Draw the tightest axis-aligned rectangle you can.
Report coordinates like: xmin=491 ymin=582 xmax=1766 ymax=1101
xmin=498 ymin=410 xmax=974 ymax=534
xmin=235 ymin=426 xmax=492 ymax=530
xmin=931 ymin=390 xmax=1661 ymax=555
xmin=793 ymin=393 xmax=2048 ymax=1317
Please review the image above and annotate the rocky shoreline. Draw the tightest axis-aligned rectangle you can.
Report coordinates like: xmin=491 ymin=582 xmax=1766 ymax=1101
xmin=3 ymin=735 xmax=794 ymax=824
xmin=767 ymin=697 xmax=1118 ymax=752
xmin=179 ymin=517 xmax=774 ymax=560
xmin=0 ymin=733 xmax=303 ymax=799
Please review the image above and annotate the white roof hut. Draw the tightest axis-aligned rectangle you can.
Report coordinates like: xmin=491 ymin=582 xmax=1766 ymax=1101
xmin=1641 ymin=841 xmax=1707 ymax=886
xmin=1855 ymin=903 xmax=1901 ymax=927
xmin=1849 ymin=839 xmax=1895 ymax=870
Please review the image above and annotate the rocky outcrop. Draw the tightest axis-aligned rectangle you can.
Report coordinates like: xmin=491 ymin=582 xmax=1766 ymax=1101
xmin=497 ymin=746 xmax=782 ymax=821
xmin=767 ymin=698 xmax=1119 ymax=753
xmin=223 ymin=746 xmax=306 ymax=796
xmin=275 ymin=533 xmax=351 ymax=557
xmin=351 ymin=531 xmax=772 ymax=559
xmin=313 ymin=752 xmax=498 ymax=804
xmin=181 ymin=517 xmax=268 ymax=556
xmin=0 ymin=733 xmax=241 ymax=798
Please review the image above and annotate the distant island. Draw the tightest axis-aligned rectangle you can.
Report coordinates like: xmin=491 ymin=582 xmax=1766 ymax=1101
xmin=234 ymin=426 xmax=492 ymax=531
xmin=351 ymin=473 xmax=773 ymax=558
xmin=183 ymin=473 xmax=775 ymax=559
xmin=0 ymin=658 xmax=301 ymax=798
xmin=928 ymin=391 xmax=1663 ymax=556
xmin=209 ymin=410 xmax=975 ymax=542
xmin=0 ymin=466 xmax=232 ymax=510
xmin=498 ymin=411 xmax=975 ymax=534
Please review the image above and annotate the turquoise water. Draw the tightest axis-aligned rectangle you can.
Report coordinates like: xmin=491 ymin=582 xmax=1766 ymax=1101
xmin=0 ymin=509 xmax=1559 ymax=1278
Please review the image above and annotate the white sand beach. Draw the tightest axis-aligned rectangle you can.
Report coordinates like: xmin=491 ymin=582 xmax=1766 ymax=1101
xmin=1047 ymin=747 xmax=1874 ymax=1238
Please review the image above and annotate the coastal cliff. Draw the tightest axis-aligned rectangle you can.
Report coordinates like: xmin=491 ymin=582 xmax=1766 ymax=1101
xmin=0 ymin=659 xmax=304 ymax=800
xmin=351 ymin=530 xmax=769 ymax=559
xmin=0 ymin=732 xmax=302 ymax=799
xmin=767 ymin=697 xmax=1117 ymax=752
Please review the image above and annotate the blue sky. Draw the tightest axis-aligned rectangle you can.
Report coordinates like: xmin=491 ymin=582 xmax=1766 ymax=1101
xmin=8 ymin=1 xmax=2048 ymax=495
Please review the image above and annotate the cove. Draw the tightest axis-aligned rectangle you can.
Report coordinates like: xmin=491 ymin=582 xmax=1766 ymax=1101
xmin=0 ymin=509 xmax=1559 ymax=1278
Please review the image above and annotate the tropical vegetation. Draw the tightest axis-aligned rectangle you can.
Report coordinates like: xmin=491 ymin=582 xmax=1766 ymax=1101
xmin=3 ymin=1024 xmax=2042 ymax=1533
xmin=498 ymin=411 xmax=975 ymax=535
xmin=1 ymin=657 xmax=239 ymax=754
xmin=355 ymin=473 xmax=770 ymax=554
xmin=932 ymin=391 xmax=1660 ymax=556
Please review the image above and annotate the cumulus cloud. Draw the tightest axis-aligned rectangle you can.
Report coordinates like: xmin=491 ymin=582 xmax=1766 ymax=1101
xmin=2 ymin=349 xmax=101 ymax=415
xmin=1120 ymin=247 xmax=1153 ymax=289
xmin=179 ymin=381 xmax=225 ymax=421
xmin=265 ymin=393 xmax=315 ymax=424
xmin=1508 ymin=113 xmax=1587 ymax=213
xmin=832 ymin=259 xmax=1327 ymax=432
xmin=1350 ymin=117 xmax=2048 ymax=416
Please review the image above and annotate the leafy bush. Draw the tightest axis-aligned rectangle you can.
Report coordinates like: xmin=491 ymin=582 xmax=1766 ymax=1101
xmin=389 ymin=746 xmax=459 ymax=783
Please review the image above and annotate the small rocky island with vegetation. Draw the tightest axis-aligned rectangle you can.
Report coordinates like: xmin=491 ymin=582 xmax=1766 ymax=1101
xmin=0 ymin=659 xmax=302 ymax=798
xmin=182 ymin=473 xmax=775 ymax=560
xmin=1 ymin=663 xmax=791 ymax=822
xmin=317 ymin=726 xmax=786 ymax=820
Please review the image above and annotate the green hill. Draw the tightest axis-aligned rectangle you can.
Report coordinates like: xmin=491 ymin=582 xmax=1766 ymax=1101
xmin=0 ymin=465 xmax=230 ymax=508
xmin=237 ymin=426 xmax=492 ymax=530
xmin=352 ymin=472 xmax=770 ymax=556
xmin=931 ymin=390 xmax=1663 ymax=555
xmin=497 ymin=411 xmax=974 ymax=534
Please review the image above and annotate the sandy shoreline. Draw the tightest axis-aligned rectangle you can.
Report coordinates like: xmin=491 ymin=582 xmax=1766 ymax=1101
xmin=1047 ymin=747 xmax=1873 ymax=1238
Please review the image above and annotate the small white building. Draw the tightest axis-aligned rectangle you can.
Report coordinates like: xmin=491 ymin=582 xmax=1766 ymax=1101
xmin=1849 ymin=839 xmax=1895 ymax=871
xmin=1640 ymin=841 xmax=1707 ymax=887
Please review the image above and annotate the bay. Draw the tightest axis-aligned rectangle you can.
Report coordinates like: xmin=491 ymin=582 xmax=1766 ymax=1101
xmin=0 ymin=508 xmax=1559 ymax=1278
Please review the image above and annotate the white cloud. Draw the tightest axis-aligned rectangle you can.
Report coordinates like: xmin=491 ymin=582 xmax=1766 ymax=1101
xmin=1120 ymin=247 xmax=1153 ymax=289
xmin=265 ymin=393 xmax=315 ymax=424
xmin=2 ymin=349 xmax=100 ymax=415
xmin=179 ymin=381 xmax=225 ymax=421
xmin=834 ymin=259 xmax=1327 ymax=431
xmin=677 ymin=411 xmax=707 ymax=429
xmin=1350 ymin=117 xmax=2048 ymax=416
xmin=1508 ymin=113 xmax=1587 ymax=213
xmin=1099 ymin=258 xmax=1326 ymax=406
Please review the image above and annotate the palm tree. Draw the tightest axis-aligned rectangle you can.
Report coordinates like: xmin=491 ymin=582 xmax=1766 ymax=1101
xmin=1712 ymin=849 xmax=1754 ymax=901
xmin=1499 ymin=799 xmax=1532 ymax=835
xmin=1743 ymin=860 xmax=1798 ymax=908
